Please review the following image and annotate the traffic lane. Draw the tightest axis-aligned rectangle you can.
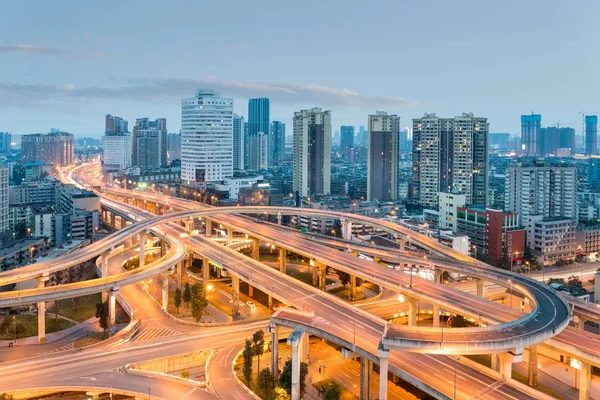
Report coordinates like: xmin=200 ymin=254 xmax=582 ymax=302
xmin=210 ymin=345 xmax=252 ymax=400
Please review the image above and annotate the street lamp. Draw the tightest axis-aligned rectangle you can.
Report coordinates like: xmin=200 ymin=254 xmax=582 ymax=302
xmin=508 ymin=279 xmax=513 ymax=308
xmin=13 ymin=316 xmax=16 ymax=343
xmin=472 ymin=245 xmax=477 ymax=260
xmin=454 ymin=357 xmax=461 ymax=400
xmin=29 ymin=246 xmax=35 ymax=264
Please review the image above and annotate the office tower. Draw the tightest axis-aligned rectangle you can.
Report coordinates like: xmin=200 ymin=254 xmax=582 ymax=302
xmin=340 ymin=126 xmax=354 ymax=155
xmin=181 ymin=89 xmax=233 ymax=187
xmin=293 ymin=108 xmax=331 ymax=197
xmin=505 ymin=161 xmax=576 ymax=219
xmin=247 ymin=98 xmax=270 ymax=170
xmin=270 ymin=121 xmax=286 ymax=166
xmin=22 ymin=132 xmax=74 ymax=167
xmin=521 ymin=114 xmax=541 ymax=156
xmin=585 ymin=115 xmax=598 ymax=156
xmin=411 ymin=113 xmax=489 ymax=209
xmin=132 ymin=118 xmax=167 ymax=168
xmin=333 ymin=130 xmax=340 ymax=147
xmin=102 ymin=133 xmax=131 ymax=170
xmin=233 ymin=114 xmax=245 ymax=171
xmin=243 ymin=122 xmax=249 ymax=169
xmin=167 ymin=133 xmax=181 ymax=161
xmin=489 ymin=133 xmax=510 ymax=150
xmin=367 ymin=112 xmax=399 ymax=201
xmin=399 ymin=128 xmax=411 ymax=152
xmin=0 ymin=166 xmax=7 ymax=233
xmin=558 ymin=127 xmax=576 ymax=152
xmin=0 ymin=133 xmax=11 ymax=154
xmin=105 ymin=114 xmax=128 ymax=134
xmin=538 ymin=127 xmax=559 ymax=156
xmin=358 ymin=125 xmax=366 ymax=146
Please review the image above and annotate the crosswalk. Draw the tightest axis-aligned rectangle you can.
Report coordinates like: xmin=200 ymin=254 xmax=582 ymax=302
xmin=45 ymin=342 xmax=75 ymax=354
xmin=130 ymin=321 xmax=180 ymax=342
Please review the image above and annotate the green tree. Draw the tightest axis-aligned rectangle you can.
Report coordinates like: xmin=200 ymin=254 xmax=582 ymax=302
xmin=496 ymin=249 xmax=510 ymax=270
xmin=279 ymin=360 xmax=308 ymax=396
xmin=174 ymin=288 xmax=182 ymax=314
xmin=13 ymin=222 xmax=27 ymax=240
xmin=180 ymin=369 xmax=190 ymax=379
xmin=274 ymin=387 xmax=290 ymax=400
xmin=191 ymin=282 xmax=208 ymax=322
xmin=449 ymin=315 xmax=468 ymax=328
xmin=0 ymin=393 xmax=14 ymax=400
xmin=568 ymin=275 xmax=583 ymax=292
xmin=183 ymin=282 xmax=191 ymax=307
xmin=324 ymin=382 xmax=342 ymax=400
xmin=257 ymin=367 xmax=274 ymax=392
xmin=242 ymin=339 xmax=253 ymax=384
xmin=252 ymin=330 xmax=265 ymax=373
xmin=95 ymin=301 xmax=109 ymax=337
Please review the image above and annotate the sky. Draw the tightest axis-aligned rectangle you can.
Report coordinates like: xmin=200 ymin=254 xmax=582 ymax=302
xmin=1 ymin=0 xmax=599 ymax=137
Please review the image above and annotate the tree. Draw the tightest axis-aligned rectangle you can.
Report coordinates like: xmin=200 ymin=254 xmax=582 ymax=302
xmin=180 ymin=369 xmax=190 ymax=379
xmin=497 ymin=249 xmax=510 ymax=270
xmin=253 ymin=330 xmax=265 ymax=374
xmin=324 ymin=382 xmax=342 ymax=400
xmin=0 ymin=393 xmax=14 ymax=400
xmin=274 ymin=387 xmax=290 ymax=400
xmin=174 ymin=288 xmax=182 ymax=314
xmin=183 ymin=282 xmax=191 ymax=307
xmin=242 ymin=339 xmax=253 ymax=384
xmin=191 ymin=283 xmax=208 ymax=322
xmin=95 ymin=301 xmax=109 ymax=337
xmin=279 ymin=360 xmax=308 ymax=396
xmin=13 ymin=222 xmax=27 ymax=240
xmin=257 ymin=368 xmax=274 ymax=392
xmin=568 ymin=275 xmax=583 ymax=293
xmin=449 ymin=315 xmax=469 ymax=328
xmin=337 ymin=271 xmax=351 ymax=287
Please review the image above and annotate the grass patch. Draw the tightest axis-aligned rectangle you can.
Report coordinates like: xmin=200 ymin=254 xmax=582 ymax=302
xmin=512 ymin=370 xmax=566 ymax=400
xmin=74 ymin=331 xmax=107 ymax=348
xmin=0 ymin=314 xmax=74 ymax=339
xmin=50 ymin=293 xmax=102 ymax=322
xmin=314 ymin=378 xmax=355 ymax=400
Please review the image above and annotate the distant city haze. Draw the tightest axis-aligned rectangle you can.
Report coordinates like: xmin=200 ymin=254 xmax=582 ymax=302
xmin=1 ymin=1 xmax=599 ymax=136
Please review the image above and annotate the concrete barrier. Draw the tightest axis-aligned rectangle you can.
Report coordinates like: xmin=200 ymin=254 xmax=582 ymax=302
xmin=128 ymin=350 xmax=211 ymax=374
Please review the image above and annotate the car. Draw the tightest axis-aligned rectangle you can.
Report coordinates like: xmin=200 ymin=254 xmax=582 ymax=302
xmin=246 ymin=301 xmax=256 ymax=309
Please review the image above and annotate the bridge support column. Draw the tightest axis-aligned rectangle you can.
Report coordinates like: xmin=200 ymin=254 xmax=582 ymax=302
xmin=490 ymin=354 xmax=499 ymax=372
xmin=268 ymin=295 xmax=274 ymax=310
xmin=205 ymin=219 xmax=212 ymax=236
xmin=109 ymin=288 xmax=118 ymax=327
xmin=394 ymin=234 xmax=406 ymax=251
xmin=360 ymin=357 xmax=373 ymax=400
xmin=498 ymin=353 xmax=513 ymax=379
xmin=176 ymin=261 xmax=183 ymax=289
xmin=435 ymin=268 xmax=444 ymax=284
xmin=231 ymin=275 xmax=240 ymax=318
xmin=319 ymin=264 xmax=327 ymax=291
xmin=160 ymin=239 xmax=166 ymax=257
xmin=139 ymin=232 xmax=146 ymax=268
xmin=432 ymin=304 xmax=440 ymax=328
xmin=407 ymin=297 xmax=417 ymax=326
xmin=36 ymin=274 xmax=49 ymax=343
xmin=161 ymin=274 xmax=169 ymax=312
xmin=279 ymin=248 xmax=287 ymax=274
xmin=252 ymin=238 xmax=260 ymax=260
xmin=248 ymin=285 xmax=254 ymax=298
xmin=300 ymin=331 xmax=309 ymax=363
xmin=203 ymin=257 xmax=210 ymax=282
xmin=350 ymin=275 xmax=357 ymax=301
xmin=277 ymin=211 xmax=282 ymax=225
xmin=341 ymin=217 xmax=352 ymax=240
xmin=579 ymin=361 xmax=592 ymax=400
xmin=378 ymin=345 xmax=389 ymax=400
xmin=287 ymin=329 xmax=305 ymax=400
xmin=476 ymin=279 xmax=484 ymax=297
xmin=312 ymin=262 xmax=319 ymax=286
xmin=227 ymin=228 xmax=233 ymax=245
xmin=574 ymin=315 xmax=586 ymax=330
xmin=527 ymin=345 xmax=538 ymax=387
xmin=270 ymin=324 xmax=280 ymax=383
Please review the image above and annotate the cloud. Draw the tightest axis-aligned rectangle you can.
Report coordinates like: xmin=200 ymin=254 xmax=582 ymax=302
xmin=0 ymin=78 xmax=418 ymax=110
xmin=0 ymin=44 xmax=95 ymax=59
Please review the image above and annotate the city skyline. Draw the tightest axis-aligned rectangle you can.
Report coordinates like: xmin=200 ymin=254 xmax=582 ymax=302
xmin=2 ymin=1 xmax=600 ymax=136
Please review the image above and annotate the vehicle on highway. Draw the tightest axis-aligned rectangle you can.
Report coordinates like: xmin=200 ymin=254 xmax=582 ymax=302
xmin=246 ymin=301 xmax=256 ymax=309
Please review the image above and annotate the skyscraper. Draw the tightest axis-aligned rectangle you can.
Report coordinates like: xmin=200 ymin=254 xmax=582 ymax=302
xmin=233 ymin=114 xmax=245 ymax=171
xmin=367 ymin=112 xmax=399 ymax=201
xmin=22 ymin=132 xmax=74 ymax=167
xmin=521 ymin=114 xmax=541 ymax=156
xmin=105 ymin=114 xmax=128 ymax=134
xmin=293 ymin=108 xmax=331 ymax=197
xmin=270 ymin=121 xmax=286 ymax=166
xmin=102 ymin=133 xmax=131 ymax=170
xmin=0 ymin=133 xmax=11 ymax=155
xmin=340 ymin=126 xmax=354 ymax=154
xmin=181 ymin=90 xmax=233 ymax=187
xmin=585 ymin=115 xmax=598 ymax=156
xmin=167 ymin=133 xmax=181 ymax=161
xmin=132 ymin=118 xmax=167 ymax=168
xmin=247 ymin=98 xmax=270 ymax=170
xmin=243 ymin=122 xmax=249 ymax=170
xmin=411 ymin=113 xmax=489 ymax=209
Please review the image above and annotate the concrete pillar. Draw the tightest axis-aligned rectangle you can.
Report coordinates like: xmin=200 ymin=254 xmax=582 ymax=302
xmin=498 ymin=353 xmax=513 ymax=379
xmin=395 ymin=234 xmax=406 ymax=251
xmin=277 ymin=211 xmax=282 ymax=225
xmin=205 ymin=219 xmax=212 ymax=236
xmin=432 ymin=304 xmax=440 ymax=328
xmin=300 ymin=332 xmax=309 ymax=363
xmin=279 ymin=248 xmax=287 ymax=274
xmin=350 ymin=275 xmax=357 ymax=301
xmin=528 ymin=345 xmax=538 ymax=387
xmin=287 ymin=329 xmax=305 ymax=400
xmin=109 ymin=288 xmax=118 ymax=327
xmin=407 ymin=297 xmax=417 ymax=326
xmin=319 ymin=264 xmax=327 ymax=291
xmin=268 ymin=295 xmax=274 ymax=310
xmin=176 ymin=261 xmax=183 ymax=289
xmin=248 ymin=284 xmax=254 ymax=298
xmin=231 ymin=275 xmax=240 ymax=317
xmin=476 ymin=279 xmax=484 ymax=297
xmin=435 ymin=268 xmax=444 ymax=284
xmin=36 ymin=274 xmax=49 ymax=343
xmin=227 ymin=228 xmax=233 ymax=245
xmin=360 ymin=357 xmax=373 ymax=400
xmin=378 ymin=345 xmax=389 ymax=400
xmin=270 ymin=324 xmax=280 ymax=383
xmin=161 ymin=275 xmax=169 ymax=312
xmin=341 ymin=218 xmax=352 ymax=240
xmin=252 ymin=238 xmax=260 ymax=260
xmin=139 ymin=232 xmax=146 ymax=268
xmin=160 ymin=239 xmax=166 ymax=257
xmin=312 ymin=263 xmax=319 ymax=286
xmin=580 ymin=361 xmax=592 ymax=400
xmin=575 ymin=316 xmax=586 ymax=330
xmin=491 ymin=354 xmax=499 ymax=372
xmin=203 ymin=257 xmax=210 ymax=282
xmin=110 ymin=212 xmax=116 ymax=228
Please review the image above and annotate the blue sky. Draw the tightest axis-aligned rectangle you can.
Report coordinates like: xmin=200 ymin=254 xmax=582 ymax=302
xmin=1 ymin=0 xmax=598 ymax=137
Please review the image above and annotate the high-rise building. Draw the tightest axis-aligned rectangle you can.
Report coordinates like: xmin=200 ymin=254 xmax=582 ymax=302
xmin=0 ymin=167 xmax=8 ymax=233
xmin=181 ymin=90 xmax=233 ymax=187
xmin=22 ymin=132 xmax=74 ymax=167
xmin=167 ymin=133 xmax=181 ymax=161
xmin=585 ymin=115 xmax=598 ymax=156
xmin=399 ymin=128 xmax=411 ymax=152
xmin=105 ymin=114 xmax=128 ymax=134
xmin=102 ymin=133 xmax=131 ymax=170
xmin=358 ymin=126 xmax=366 ymax=147
xmin=243 ymin=122 xmax=249 ymax=170
xmin=132 ymin=118 xmax=167 ymax=168
xmin=247 ymin=98 xmax=270 ymax=170
xmin=505 ymin=161 xmax=576 ymax=220
xmin=558 ymin=127 xmax=576 ymax=152
xmin=270 ymin=121 xmax=286 ymax=166
xmin=0 ymin=133 xmax=11 ymax=154
xmin=293 ymin=108 xmax=331 ymax=197
xmin=233 ymin=114 xmax=245 ymax=171
xmin=521 ymin=114 xmax=541 ymax=156
xmin=411 ymin=113 xmax=489 ymax=209
xmin=340 ymin=126 xmax=354 ymax=155
xmin=489 ymin=133 xmax=510 ymax=150
xmin=367 ymin=112 xmax=399 ymax=201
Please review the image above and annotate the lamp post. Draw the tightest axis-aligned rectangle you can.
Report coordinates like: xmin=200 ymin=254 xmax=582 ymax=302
xmin=508 ymin=279 xmax=513 ymax=308
xmin=454 ymin=357 xmax=461 ymax=400
xmin=472 ymin=245 xmax=477 ymax=260
xmin=29 ymin=246 xmax=35 ymax=264
xmin=13 ymin=315 xmax=16 ymax=343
